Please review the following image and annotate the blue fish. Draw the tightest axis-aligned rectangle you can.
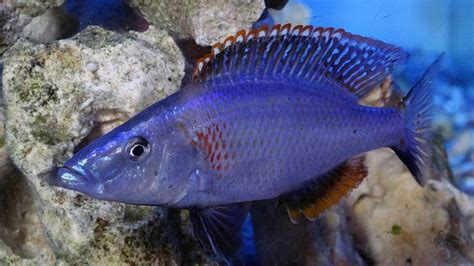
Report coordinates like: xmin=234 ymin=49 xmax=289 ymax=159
xmin=56 ymin=24 xmax=439 ymax=264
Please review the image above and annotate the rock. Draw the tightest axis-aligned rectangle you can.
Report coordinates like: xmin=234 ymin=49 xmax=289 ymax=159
xmin=0 ymin=0 xmax=64 ymax=55
xmin=347 ymin=149 xmax=474 ymax=265
xmin=2 ymin=60 xmax=53 ymax=264
xmin=0 ymin=76 xmax=14 ymax=204
xmin=360 ymin=76 xmax=404 ymax=107
xmin=125 ymin=0 xmax=265 ymax=46
xmin=0 ymin=84 xmax=9 ymax=178
xmin=0 ymin=169 xmax=55 ymax=263
xmin=430 ymin=131 xmax=456 ymax=184
xmin=21 ymin=6 xmax=80 ymax=44
xmin=3 ymin=25 xmax=184 ymax=178
xmin=267 ymin=1 xmax=311 ymax=25
xmin=0 ymin=240 xmax=54 ymax=265
xmin=451 ymin=130 xmax=474 ymax=157
xmin=432 ymin=113 xmax=454 ymax=139
xmin=1 ymin=26 xmax=214 ymax=264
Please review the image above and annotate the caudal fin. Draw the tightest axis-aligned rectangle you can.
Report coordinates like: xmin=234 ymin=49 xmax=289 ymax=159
xmin=392 ymin=54 xmax=443 ymax=185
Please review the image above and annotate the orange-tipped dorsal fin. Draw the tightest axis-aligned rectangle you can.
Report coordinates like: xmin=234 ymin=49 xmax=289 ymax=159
xmin=192 ymin=23 xmax=408 ymax=98
xmin=280 ymin=156 xmax=368 ymax=223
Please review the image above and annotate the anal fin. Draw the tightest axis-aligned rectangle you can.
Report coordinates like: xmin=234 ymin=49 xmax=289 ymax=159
xmin=190 ymin=203 xmax=252 ymax=265
xmin=281 ymin=156 xmax=368 ymax=223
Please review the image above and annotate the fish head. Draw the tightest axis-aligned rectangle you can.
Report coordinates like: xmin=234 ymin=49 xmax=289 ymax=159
xmin=56 ymin=113 xmax=199 ymax=205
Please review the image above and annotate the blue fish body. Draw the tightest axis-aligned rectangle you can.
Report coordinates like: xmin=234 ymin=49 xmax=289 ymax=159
xmin=167 ymin=78 xmax=403 ymax=207
xmin=56 ymin=24 xmax=439 ymax=263
xmin=58 ymin=76 xmax=402 ymax=206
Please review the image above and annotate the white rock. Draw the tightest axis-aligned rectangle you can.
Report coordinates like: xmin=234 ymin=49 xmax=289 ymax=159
xmin=347 ymin=149 xmax=474 ymax=265
xmin=85 ymin=62 xmax=98 ymax=72
xmin=125 ymin=0 xmax=265 ymax=46
xmin=268 ymin=1 xmax=311 ymax=25
xmin=0 ymin=0 xmax=65 ymax=55
xmin=21 ymin=6 xmax=80 ymax=44
xmin=452 ymin=130 xmax=474 ymax=156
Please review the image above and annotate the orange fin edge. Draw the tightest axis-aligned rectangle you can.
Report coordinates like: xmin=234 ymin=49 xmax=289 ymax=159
xmin=282 ymin=156 xmax=368 ymax=224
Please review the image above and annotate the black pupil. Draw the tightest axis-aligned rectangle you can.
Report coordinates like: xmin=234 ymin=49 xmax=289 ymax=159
xmin=131 ymin=144 xmax=145 ymax=157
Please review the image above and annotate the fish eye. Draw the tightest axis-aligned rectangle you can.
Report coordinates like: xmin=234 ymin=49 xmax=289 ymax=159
xmin=126 ymin=137 xmax=150 ymax=161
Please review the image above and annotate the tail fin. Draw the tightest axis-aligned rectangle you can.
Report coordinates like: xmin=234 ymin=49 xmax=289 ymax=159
xmin=392 ymin=54 xmax=443 ymax=186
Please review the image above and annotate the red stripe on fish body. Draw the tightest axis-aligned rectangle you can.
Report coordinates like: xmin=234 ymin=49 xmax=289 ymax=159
xmin=193 ymin=122 xmax=237 ymax=177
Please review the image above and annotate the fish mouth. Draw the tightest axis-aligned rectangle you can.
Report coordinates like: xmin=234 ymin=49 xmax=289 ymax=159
xmin=56 ymin=165 xmax=90 ymax=189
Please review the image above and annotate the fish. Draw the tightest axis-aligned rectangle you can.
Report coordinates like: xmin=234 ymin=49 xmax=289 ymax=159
xmin=55 ymin=24 xmax=439 ymax=264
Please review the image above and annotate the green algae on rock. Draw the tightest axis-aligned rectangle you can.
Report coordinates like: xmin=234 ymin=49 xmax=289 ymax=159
xmin=390 ymin=224 xmax=402 ymax=235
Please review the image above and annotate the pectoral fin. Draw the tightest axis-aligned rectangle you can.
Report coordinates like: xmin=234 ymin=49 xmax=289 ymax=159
xmin=190 ymin=203 xmax=252 ymax=264
xmin=281 ymin=156 xmax=368 ymax=223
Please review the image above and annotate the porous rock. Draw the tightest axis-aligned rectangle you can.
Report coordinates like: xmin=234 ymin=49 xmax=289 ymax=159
xmin=0 ymin=83 xmax=9 ymax=178
xmin=0 ymin=0 xmax=65 ymax=55
xmin=1 ymin=26 xmax=213 ymax=264
xmin=0 ymin=169 xmax=55 ymax=264
xmin=2 ymin=62 xmax=54 ymax=264
xmin=125 ymin=0 xmax=265 ymax=46
xmin=3 ymin=25 xmax=184 ymax=178
xmin=21 ymin=6 xmax=80 ymax=44
xmin=347 ymin=149 xmax=474 ymax=265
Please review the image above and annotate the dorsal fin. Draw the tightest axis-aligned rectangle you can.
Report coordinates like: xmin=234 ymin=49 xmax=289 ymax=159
xmin=280 ymin=156 xmax=368 ymax=223
xmin=192 ymin=24 xmax=408 ymax=97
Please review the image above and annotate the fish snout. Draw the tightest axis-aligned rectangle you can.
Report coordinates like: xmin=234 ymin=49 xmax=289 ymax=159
xmin=56 ymin=166 xmax=90 ymax=189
